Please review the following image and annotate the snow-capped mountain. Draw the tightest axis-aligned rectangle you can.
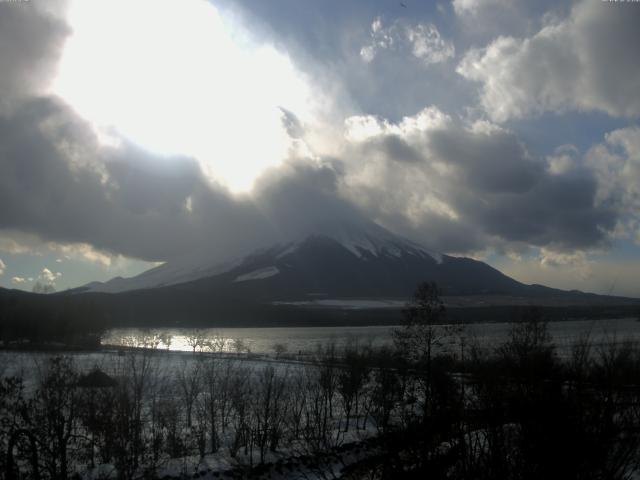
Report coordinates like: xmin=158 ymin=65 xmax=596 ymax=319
xmin=81 ymin=220 xmax=442 ymax=294
xmin=68 ymin=219 xmax=639 ymax=329
xmin=81 ymin=219 xmax=537 ymax=300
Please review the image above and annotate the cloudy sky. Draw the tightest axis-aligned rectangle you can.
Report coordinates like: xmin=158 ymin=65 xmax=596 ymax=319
xmin=0 ymin=0 xmax=639 ymax=297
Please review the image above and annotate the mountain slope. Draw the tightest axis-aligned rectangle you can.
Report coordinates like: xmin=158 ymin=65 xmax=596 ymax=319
xmin=165 ymin=233 xmax=544 ymax=301
xmin=79 ymin=220 xmax=603 ymax=302
xmin=82 ymin=219 xmax=443 ymax=295
xmin=81 ymin=256 xmax=241 ymax=293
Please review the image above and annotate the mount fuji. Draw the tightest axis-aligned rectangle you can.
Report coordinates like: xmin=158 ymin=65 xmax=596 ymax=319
xmin=61 ymin=219 xmax=640 ymax=327
xmin=82 ymin=220 xmax=553 ymax=300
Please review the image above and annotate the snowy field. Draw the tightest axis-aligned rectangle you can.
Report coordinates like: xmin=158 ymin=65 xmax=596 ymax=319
xmin=4 ymin=317 xmax=640 ymax=479
xmin=0 ymin=348 xmax=384 ymax=479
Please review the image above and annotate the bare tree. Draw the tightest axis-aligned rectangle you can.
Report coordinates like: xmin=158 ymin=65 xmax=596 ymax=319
xmin=177 ymin=358 xmax=202 ymax=429
xmin=337 ymin=342 xmax=370 ymax=432
xmin=250 ymin=365 xmax=290 ymax=464
xmin=300 ymin=361 xmax=343 ymax=455
xmin=0 ymin=375 xmax=30 ymax=476
xmin=158 ymin=332 xmax=173 ymax=350
xmin=218 ymin=359 xmax=245 ymax=435
xmin=228 ymin=364 xmax=253 ymax=459
xmin=272 ymin=343 xmax=288 ymax=359
xmin=315 ymin=342 xmax=339 ymax=419
xmin=31 ymin=356 xmax=82 ymax=480
xmin=393 ymin=282 xmax=447 ymax=415
xmin=110 ymin=347 xmax=163 ymax=479
xmin=156 ymin=395 xmax=185 ymax=459
xmin=186 ymin=330 xmax=208 ymax=353
xmin=205 ymin=333 xmax=227 ymax=353
xmin=370 ymin=348 xmax=402 ymax=434
xmin=232 ymin=338 xmax=247 ymax=355
xmin=200 ymin=357 xmax=221 ymax=453
xmin=286 ymin=370 xmax=308 ymax=440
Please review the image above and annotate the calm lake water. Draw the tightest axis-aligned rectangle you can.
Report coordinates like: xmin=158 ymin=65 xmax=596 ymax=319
xmin=102 ymin=317 xmax=640 ymax=357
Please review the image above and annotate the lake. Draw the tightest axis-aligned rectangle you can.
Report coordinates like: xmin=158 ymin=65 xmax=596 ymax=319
xmin=102 ymin=317 xmax=640 ymax=357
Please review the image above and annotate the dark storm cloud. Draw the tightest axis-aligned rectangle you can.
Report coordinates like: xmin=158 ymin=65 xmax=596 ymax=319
xmin=363 ymin=135 xmax=424 ymax=164
xmin=0 ymin=97 xmax=263 ymax=261
xmin=0 ymin=0 xmax=636 ymax=269
xmin=445 ymin=149 xmax=616 ymax=253
xmin=463 ymin=170 xmax=616 ymax=250
xmin=0 ymin=2 xmax=69 ymax=104
xmin=341 ymin=114 xmax=619 ymax=254
xmin=380 ymin=211 xmax=489 ymax=255
xmin=0 ymin=97 xmax=371 ymax=262
xmin=253 ymin=158 xmax=368 ymax=240
xmin=429 ymin=127 xmax=541 ymax=193
xmin=104 ymin=147 xmax=202 ymax=216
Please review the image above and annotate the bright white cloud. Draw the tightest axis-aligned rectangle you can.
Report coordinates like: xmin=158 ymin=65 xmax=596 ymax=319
xmin=55 ymin=244 xmax=117 ymax=267
xmin=54 ymin=0 xmax=318 ymax=192
xmin=0 ymin=258 xmax=5 ymax=275
xmin=452 ymin=0 xmax=508 ymax=16
xmin=40 ymin=268 xmax=62 ymax=284
xmin=360 ymin=17 xmax=454 ymax=66
xmin=345 ymin=106 xmax=451 ymax=142
xmin=539 ymin=248 xmax=592 ymax=280
xmin=360 ymin=45 xmax=376 ymax=63
xmin=546 ymin=144 xmax=578 ymax=176
xmin=0 ymin=234 xmax=34 ymax=255
xmin=33 ymin=268 xmax=62 ymax=294
xmin=407 ymin=24 xmax=456 ymax=64
xmin=457 ymin=1 xmax=640 ymax=122
xmin=585 ymin=126 xmax=640 ymax=243
xmin=9 ymin=268 xmax=62 ymax=293
xmin=0 ymin=230 xmax=130 ymax=267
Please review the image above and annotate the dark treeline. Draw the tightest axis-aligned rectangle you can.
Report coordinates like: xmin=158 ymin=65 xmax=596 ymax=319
xmin=2 ymin=282 xmax=640 ymax=478
xmin=1 ymin=285 xmax=639 ymax=345
xmin=0 ymin=289 xmax=104 ymax=348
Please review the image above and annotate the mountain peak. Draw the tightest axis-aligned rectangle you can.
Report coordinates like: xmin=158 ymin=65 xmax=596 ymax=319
xmin=80 ymin=220 xmax=444 ymax=294
xmin=289 ymin=220 xmax=443 ymax=263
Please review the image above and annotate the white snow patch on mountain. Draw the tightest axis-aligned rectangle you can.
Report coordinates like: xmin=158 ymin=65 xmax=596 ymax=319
xmin=233 ymin=266 xmax=280 ymax=283
xmin=316 ymin=220 xmax=442 ymax=263
xmin=273 ymin=220 xmax=442 ymax=263
xmin=275 ymin=243 xmax=297 ymax=259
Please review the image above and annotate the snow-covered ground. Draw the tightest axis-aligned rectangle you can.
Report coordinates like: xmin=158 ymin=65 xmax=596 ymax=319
xmin=5 ymin=316 xmax=640 ymax=479
xmin=1 ymin=348 xmax=384 ymax=479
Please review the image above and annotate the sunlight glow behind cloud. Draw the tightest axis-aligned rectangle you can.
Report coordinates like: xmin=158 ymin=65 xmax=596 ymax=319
xmin=54 ymin=0 xmax=314 ymax=192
